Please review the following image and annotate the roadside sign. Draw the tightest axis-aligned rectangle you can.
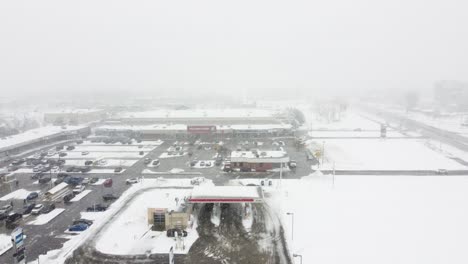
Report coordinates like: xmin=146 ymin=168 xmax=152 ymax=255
xmin=169 ymin=246 xmax=174 ymax=264
xmin=11 ymin=227 xmax=25 ymax=264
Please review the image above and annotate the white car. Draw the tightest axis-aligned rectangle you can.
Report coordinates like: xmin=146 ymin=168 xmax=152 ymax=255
xmin=31 ymin=204 xmax=44 ymax=215
xmin=47 ymin=151 xmax=56 ymax=157
xmin=82 ymin=178 xmax=90 ymax=185
xmin=50 ymin=166 xmax=60 ymax=173
xmin=126 ymin=178 xmax=139 ymax=184
xmin=73 ymin=185 xmax=85 ymax=194
xmin=81 ymin=151 xmax=90 ymax=156
xmin=151 ymin=159 xmax=160 ymax=167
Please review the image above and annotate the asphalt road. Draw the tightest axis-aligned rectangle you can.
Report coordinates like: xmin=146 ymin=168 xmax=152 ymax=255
xmin=0 ymin=137 xmax=309 ymax=263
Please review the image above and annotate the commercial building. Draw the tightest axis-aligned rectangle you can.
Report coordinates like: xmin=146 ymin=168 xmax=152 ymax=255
xmin=0 ymin=126 xmax=90 ymax=162
xmin=147 ymin=207 xmax=191 ymax=231
xmin=230 ymin=150 xmax=290 ymax=172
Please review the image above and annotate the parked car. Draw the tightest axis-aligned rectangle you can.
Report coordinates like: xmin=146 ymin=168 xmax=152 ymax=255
xmin=90 ymin=177 xmax=99 ymax=184
xmin=63 ymin=193 xmax=75 ymax=203
xmin=166 ymin=228 xmax=188 ymax=237
xmin=22 ymin=203 xmax=36 ymax=215
xmin=288 ymin=160 xmax=297 ymax=169
xmin=58 ymin=152 xmax=67 ymax=157
xmin=39 ymin=177 xmax=52 ymax=184
xmin=84 ymin=160 xmax=93 ymax=166
xmin=57 ymin=159 xmax=66 ymax=165
xmin=80 ymin=167 xmax=91 ymax=173
xmin=0 ymin=205 xmax=13 ymax=218
xmin=82 ymin=178 xmax=90 ymax=185
xmin=205 ymin=161 xmax=212 ymax=167
xmin=66 ymin=146 xmax=75 ymax=151
xmin=199 ymin=161 xmax=205 ymax=166
xmin=42 ymin=204 xmax=56 ymax=214
xmin=223 ymin=162 xmax=232 ymax=172
xmin=68 ymin=223 xmax=89 ymax=232
xmin=73 ymin=185 xmax=85 ymax=194
xmin=190 ymin=160 xmax=198 ymax=167
xmin=31 ymin=172 xmax=44 ymax=180
xmin=103 ymin=178 xmax=113 ymax=187
xmin=126 ymin=178 xmax=139 ymax=184
xmin=56 ymin=145 xmax=64 ymax=151
xmin=144 ymin=158 xmax=151 ymax=164
xmin=72 ymin=219 xmax=93 ymax=226
xmin=5 ymin=213 xmax=22 ymax=228
xmin=102 ymin=194 xmax=119 ymax=201
xmin=57 ymin=172 xmax=69 ymax=178
xmin=26 ymin=192 xmax=39 ymax=200
xmin=436 ymin=169 xmax=448 ymax=175
xmin=76 ymin=140 xmax=84 ymax=144
xmin=33 ymin=165 xmax=44 ymax=173
xmin=152 ymin=159 xmax=160 ymax=167
xmin=81 ymin=151 xmax=90 ymax=156
xmin=114 ymin=167 xmax=123 ymax=173
xmin=215 ymin=157 xmax=223 ymax=166
xmin=31 ymin=204 xmax=44 ymax=215
xmin=139 ymin=151 xmax=144 ymax=155
xmin=86 ymin=204 xmax=108 ymax=212
xmin=64 ymin=176 xmax=83 ymax=185
xmin=54 ymin=178 xmax=64 ymax=185
xmin=66 ymin=166 xmax=76 ymax=172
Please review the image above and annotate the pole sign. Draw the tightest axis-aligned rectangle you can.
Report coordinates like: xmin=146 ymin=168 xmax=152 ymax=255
xmin=187 ymin=126 xmax=216 ymax=134
xmin=11 ymin=227 xmax=25 ymax=264
xmin=169 ymin=246 xmax=174 ymax=264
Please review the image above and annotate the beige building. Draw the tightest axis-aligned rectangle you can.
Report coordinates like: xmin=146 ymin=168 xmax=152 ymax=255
xmin=147 ymin=208 xmax=191 ymax=231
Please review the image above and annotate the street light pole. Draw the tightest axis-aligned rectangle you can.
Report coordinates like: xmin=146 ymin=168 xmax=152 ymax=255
xmin=322 ymin=141 xmax=325 ymax=166
xmin=293 ymin=254 xmax=302 ymax=264
xmin=286 ymin=212 xmax=294 ymax=241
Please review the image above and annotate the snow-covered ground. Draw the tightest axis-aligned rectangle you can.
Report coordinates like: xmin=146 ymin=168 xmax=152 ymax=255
xmin=310 ymin=111 xmax=381 ymax=131
xmin=50 ymin=151 xmax=145 ymax=159
xmin=309 ymin=130 xmax=405 ymax=138
xmin=83 ymin=140 xmax=164 ymax=146
xmin=159 ymin=152 xmax=187 ymax=159
xmin=236 ymin=175 xmax=468 ymax=264
xmin=31 ymin=178 xmax=207 ymax=264
xmin=69 ymin=145 xmax=156 ymax=152
xmin=191 ymin=160 xmax=215 ymax=169
xmin=65 ymin=159 xmax=138 ymax=167
xmin=27 ymin=208 xmax=66 ymax=225
xmin=307 ymin=138 xmax=467 ymax=170
xmin=70 ymin=190 xmax=92 ymax=202
xmin=0 ymin=189 xmax=39 ymax=201
xmin=0 ymin=234 xmax=12 ymax=256
xmin=95 ymin=188 xmax=198 ymax=255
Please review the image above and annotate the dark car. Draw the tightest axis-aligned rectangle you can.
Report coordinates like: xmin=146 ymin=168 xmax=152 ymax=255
xmin=90 ymin=177 xmax=99 ymax=184
xmin=72 ymin=219 xmax=93 ymax=226
xmin=22 ymin=203 xmax=36 ymax=215
xmin=86 ymin=204 xmax=108 ymax=212
xmin=80 ymin=167 xmax=91 ymax=173
xmin=31 ymin=172 xmax=44 ymax=180
xmin=215 ymin=157 xmax=223 ymax=166
xmin=57 ymin=172 xmax=69 ymax=178
xmin=102 ymin=194 xmax=119 ymax=201
xmin=66 ymin=166 xmax=76 ymax=172
xmin=5 ymin=213 xmax=22 ymax=229
xmin=39 ymin=177 xmax=52 ymax=184
xmin=84 ymin=160 xmax=93 ymax=166
xmin=63 ymin=193 xmax=75 ymax=203
xmin=68 ymin=223 xmax=89 ymax=232
xmin=56 ymin=145 xmax=64 ymax=151
xmin=190 ymin=160 xmax=198 ymax=167
xmin=166 ymin=228 xmax=188 ymax=237
xmin=57 ymin=159 xmax=66 ymax=165
xmin=54 ymin=178 xmax=64 ymax=185
xmin=26 ymin=192 xmax=39 ymax=200
xmin=58 ymin=152 xmax=67 ymax=157
xmin=66 ymin=146 xmax=75 ymax=151
xmin=76 ymin=140 xmax=84 ymax=144
xmin=114 ymin=167 xmax=123 ymax=173
xmin=64 ymin=176 xmax=83 ymax=185
xmin=42 ymin=204 xmax=56 ymax=214
xmin=139 ymin=151 xmax=144 ymax=155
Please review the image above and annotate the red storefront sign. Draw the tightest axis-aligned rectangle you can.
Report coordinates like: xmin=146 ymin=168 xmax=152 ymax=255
xmin=187 ymin=126 xmax=216 ymax=134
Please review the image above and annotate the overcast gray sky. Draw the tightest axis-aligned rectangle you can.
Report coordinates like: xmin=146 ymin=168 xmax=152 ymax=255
xmin=0 ymin=0 xmax=467 ymax=98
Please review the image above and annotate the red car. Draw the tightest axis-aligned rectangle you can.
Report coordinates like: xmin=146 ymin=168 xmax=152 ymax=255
xmin=103 ymin=178 xmax=113 ymax=188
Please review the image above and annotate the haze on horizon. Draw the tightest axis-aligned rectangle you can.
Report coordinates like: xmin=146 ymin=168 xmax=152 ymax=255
xmin=0 ymin=0 xmax=467 ymax=99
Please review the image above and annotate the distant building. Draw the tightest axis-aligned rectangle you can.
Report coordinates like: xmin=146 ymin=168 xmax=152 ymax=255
xmin=44 ymin=109 xmax=106 ymax=125
xmin=434 ymin=81 xmax=468 ymax=111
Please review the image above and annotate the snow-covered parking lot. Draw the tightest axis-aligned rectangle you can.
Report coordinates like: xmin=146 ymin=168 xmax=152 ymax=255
xmin=236 ymin=175 xmax=468 ymax=264
xmin=308 ymin=138 xmax=468 ymax=170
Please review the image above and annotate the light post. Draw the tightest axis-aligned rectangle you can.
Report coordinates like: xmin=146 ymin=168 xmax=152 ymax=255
xmin=286 ymin=212 xmax=294 ymax=241
xmin=321 ymin=141 xmax=325 ymax=166
xmin=293 ymin=254 xmax=302 ymax=264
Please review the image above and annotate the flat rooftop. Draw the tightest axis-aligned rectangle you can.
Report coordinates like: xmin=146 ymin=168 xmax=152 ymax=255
xmin=189 ymin=186 xmax=264 ymax=203
xmin=120 ymin=109 xmax=280 ymax=119
xmin=96 ymin=123 xmax=292 ymax=132
xmin=0 ymin=125 xmax=87 ymax=152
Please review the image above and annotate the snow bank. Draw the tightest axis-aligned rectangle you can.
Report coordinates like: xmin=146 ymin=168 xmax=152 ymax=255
xmin=28 ymin=208 xmax=65 ymax=225
xmin=0 ymin=189 xmax=38 ymax=201
xmin=0 ymin=234 xmax=12 ymax=256
xmin=70 ymin=190 xmax=92 ymax=202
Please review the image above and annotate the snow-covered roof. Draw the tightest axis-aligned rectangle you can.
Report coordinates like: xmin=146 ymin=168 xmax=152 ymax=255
xmin=95 ymin=123 xmax=292 ymax=133
xmin=0 ymin=125 xmax=88 ymax=152
xmin=120 ymin=109 xmax=279 ymax=119
xmin=189 ymin=186 xmax=264 ymax=203
xmin=45 ymin=109 xmax=103 ymax=114
xmin=230 ymin=150 xmax=290 ymax=163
